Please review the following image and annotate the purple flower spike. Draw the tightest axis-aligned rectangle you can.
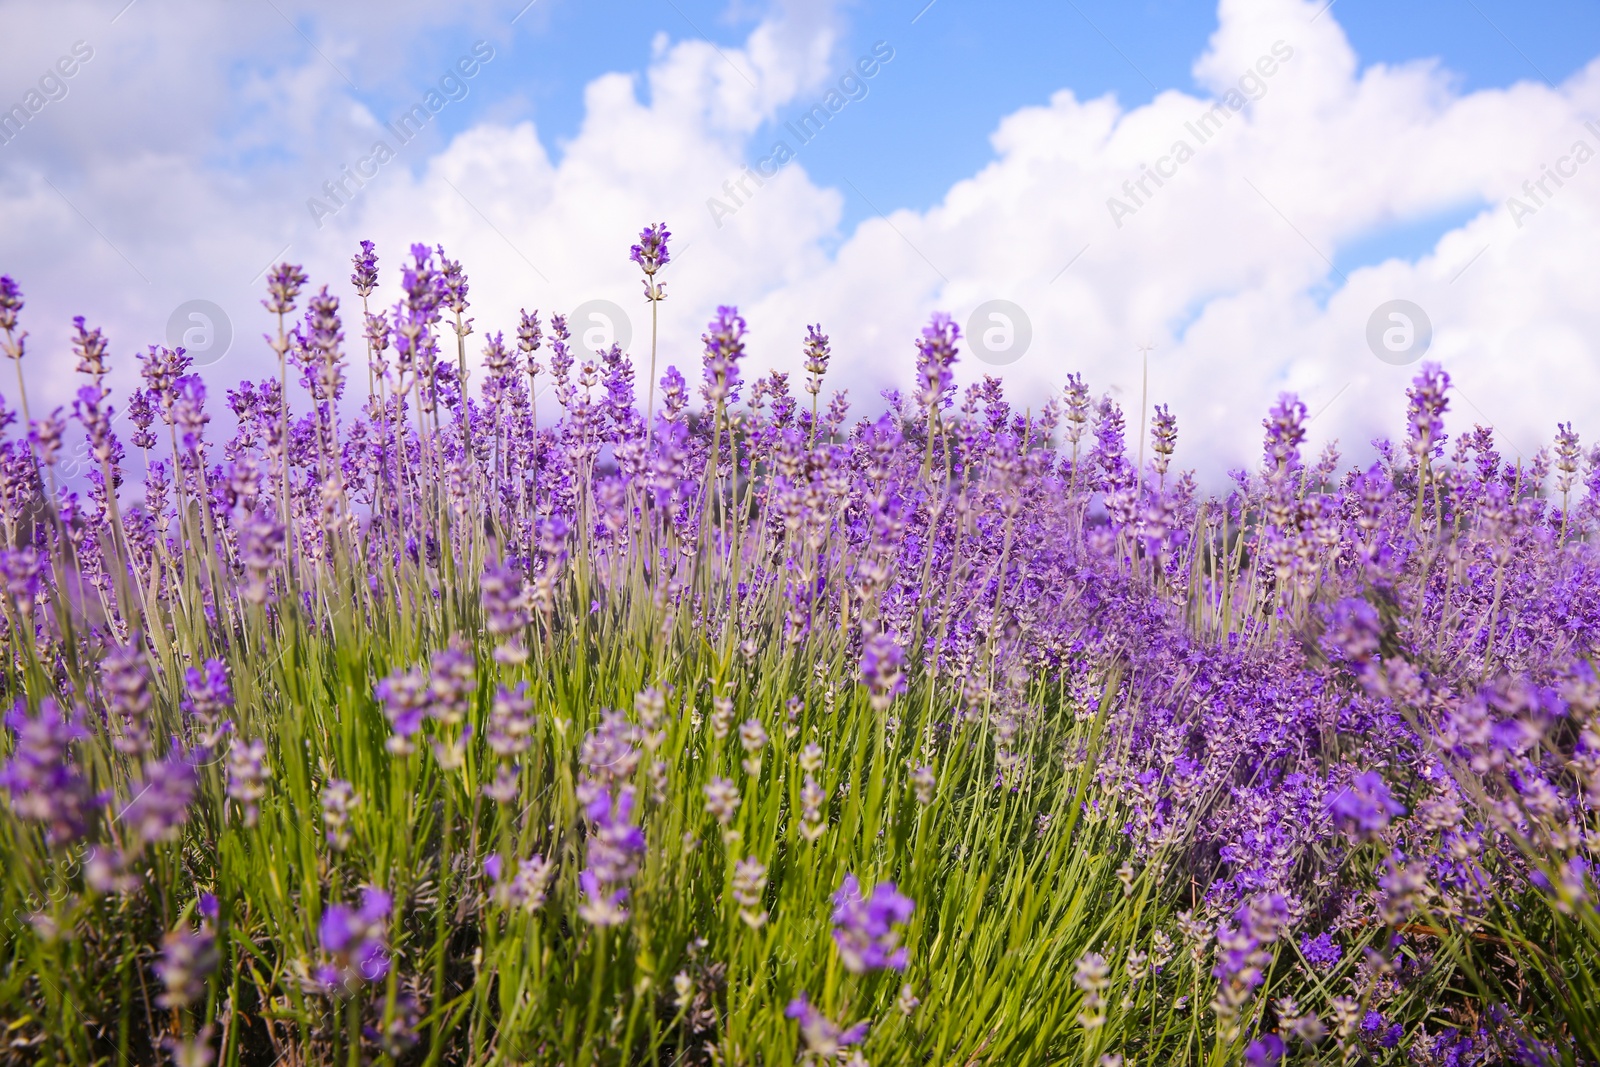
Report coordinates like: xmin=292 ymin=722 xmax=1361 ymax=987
xmin=154 ymin=925 xmax=218 ymax=1009
xmin=1328 ymin=771 xmax=1405 ymax=840
xmin=263 ymin=262 xmax=310 ymax=316
xmin=786 ymin=993 xmax=870 ymax=1057
xmin=123 ymin=753 xmax=199 ymax=846
xmin=913 ymin=311 xmax=959 ymax=413
xmin=0 ymin=547 xmax=44 ymax=617
xmin=426 ymin=636 xmax=477 ymax=725
xmin=359 ymin=887 xmax=392 ymax=924
xmin=351 ymin=240 xmax=379 ymax=297
xmin=172 ymin=374 xmax=209 ymax=452
xmin=860 ymin=630 xmax=906 ymax=711
xmin=319 ymin=904 xmax=357 ymax=954
xmin=182 ymin=659 xmax=235 ymax=720
xmin=317 ymin=887 xmax=391 ymax=994
xmin=0 ymin=275 xmax=23 ymax=335
xmin=700 ymin=306 xmax=746 ymax=407
xmin=375 ymin=666 xmax=428 ymax=752
xmin=1299 ymin=932 xmax=1341 ymax=969
xmin=70 ymin=316 xmax=110 ymax=382
xmin=576 ymin=777 xmax=646 ymax=927
xmin=1261 ymin=393 xmax=1308 ymax=479
xmin=1244 ymin=1034 xmax=1284 ymax=1067
xmin=831 ymin=874 xmax=914 ymax=973
xmin=481 ymin=560 xmax=532 ymax=660
xmin=630 ymin=222 xmax=671 ymax=275
xmin=0 ymin=699 xmax=98 ymax=847
xmin=1405 ymin=361 xmax=1450 ymax=461
xmin=803 ymin=324 xmax=830 ymax=397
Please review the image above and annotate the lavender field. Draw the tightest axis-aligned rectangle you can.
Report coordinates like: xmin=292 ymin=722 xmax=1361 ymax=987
xmin=0 ymin=226 xmax=1597 ymax=1066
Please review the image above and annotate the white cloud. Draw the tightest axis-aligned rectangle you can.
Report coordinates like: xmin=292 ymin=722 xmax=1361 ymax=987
xmin=2 ymin=0 xmax=1598 ymax=479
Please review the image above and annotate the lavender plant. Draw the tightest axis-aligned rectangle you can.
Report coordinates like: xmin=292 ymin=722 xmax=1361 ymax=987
xmin=0 ymin=229 xmax=1597 ymax=1066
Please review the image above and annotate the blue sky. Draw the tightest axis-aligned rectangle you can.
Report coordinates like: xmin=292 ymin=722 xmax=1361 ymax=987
xmin=294 ymin=0 xmax=1600 ymax=271
xmin=463 ymin=0 xmax=1600 ymax=230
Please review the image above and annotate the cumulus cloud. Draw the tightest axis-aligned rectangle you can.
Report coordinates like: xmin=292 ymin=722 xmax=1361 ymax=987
xmin=736 ymin=0 xmax=1600 ymax=473
xmin=2 ymin=0 xmax=1598 ymax=478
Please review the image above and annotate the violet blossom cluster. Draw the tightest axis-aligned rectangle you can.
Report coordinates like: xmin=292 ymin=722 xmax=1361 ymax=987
xmin=830 ymin=874 xmax=914 ymax=974
xmin=1 ymin=228 xmax=1598 ymax=1062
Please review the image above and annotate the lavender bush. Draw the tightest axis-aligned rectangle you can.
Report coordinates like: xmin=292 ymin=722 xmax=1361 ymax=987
xmin=0 ymin=230 xmax=1596 ymax=1065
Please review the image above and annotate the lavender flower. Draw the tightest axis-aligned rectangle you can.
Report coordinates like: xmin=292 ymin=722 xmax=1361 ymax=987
xmin=631 ymin=221 xmax=670 ymax=305
xmin=70 ymin=316 xmax=111 ymax=383
xmin=375 ymin=666 xmax=428 ymax=753
xmin=658 ymin=365 xmax=687 ymax=423
xmin=321 ymin=779 xmax=357 ymax=851
xmin=913 ymin=312 xmax=959 ymax=414
xmin=426 ymin=636 xmax=476 ymax=725
xmin=238 ymin=511 xmax=284 ymax=605
xmin=481 ymin=559 xmax=532 ymax=663
xmin=1377 ymin=851 xmax=1431 ymax=923
xmin=1405 ymin=361 xmax=1450 ymax=462
xmin=517 ymin=307 xmax=543 ymax=361
xmin=183 ymin=658 xmax=234 ymax=748
xmin=483 ymin=762 xmax=520 ymax=804
xmin=700 ymin=306 xmax=746 ymax=408
xmin=630 ymin=222 xmax=671 ymax=276
xmin=122 ymin=753 xmax=199 ymax=846
xmin=635 ymin=687 xmax=667 ymax=751
xmin=709 ymin=695 xmax=734 ymax=740
xmin=579 ymin=710 xmax=642 ymax=787
xmin=703 ymin=776 xmax=741 ymax=826
xmin=1243 ymin=1034 xmax=1284 ymax=1067
xmin=1298 ymin=932 xmax=1341 ymax=969
xmin=738 ymin=718 xmax=767 ymax=776
xmin=262 ymin=262 xmax=310 ymax=317
xmin=577 ymin=784 xmax=646 ymax=926
xmin=1073 ymin=951 xmax=1110 ymax=1029
xmin=1212 ymin=892 xmax=1291 ymax=1030
xmin=166 ymin=1031 xmax=215 ymax=1067
xmin=316 ymin=887 xmax=391 ymax=993
xmin=731 ymin=856 xmax=768 ymax=928
xmin=225 ymin=738 xmax=270 ymax=827
xmin=173 ymin=374 xmax=209 ymax=453
xmin=181 ymin=659 xmax=234 ymax=724
xmin=1150 ymin=402 xmax=1178 ymax=478
xmin=831 ymin=874 xmax=914 ymax=973
xmin=138 ymin=343 xmax=190 ymax=407
xmin=351 ymin=240 xmax=379 ymax=298
xmin=516 ymin=856 xmax=557 ymax=911
xmin=802 ymin=324 xmax=830 ymax=398
xmin=860 ymin=630 xmax=906 ymax=711
xmin=489 ymin=854 xmax=556 ymax=912
xmin=0 ymin=546 xmax=43 ymax=617
xmin=1261 ymin=393 xmax=1307 ymax=481
xmin=1362 ymin=1010 xmax=1403 ymax=1049
xmin=799 ymin=774 xmax=827 ymax=843
xmin=1328 ymin=771 xmax=1405 ymax=840
xmin=154 ymin=925 xmax=218 ymax=1009
xmin=0 ymin=275 xmax=23 ymax=340
xmin=72 ymin=384 xmax=117 ymax=468
xmin=786 ymin=993 xmax=869 ymax=1058
xmin=29 ymin=410 xmax=65 ymax=466
xmin=487 ymin=682 xmax=535 ymax=757
xmin=0 ymin=700 xmax=98 ymax=846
